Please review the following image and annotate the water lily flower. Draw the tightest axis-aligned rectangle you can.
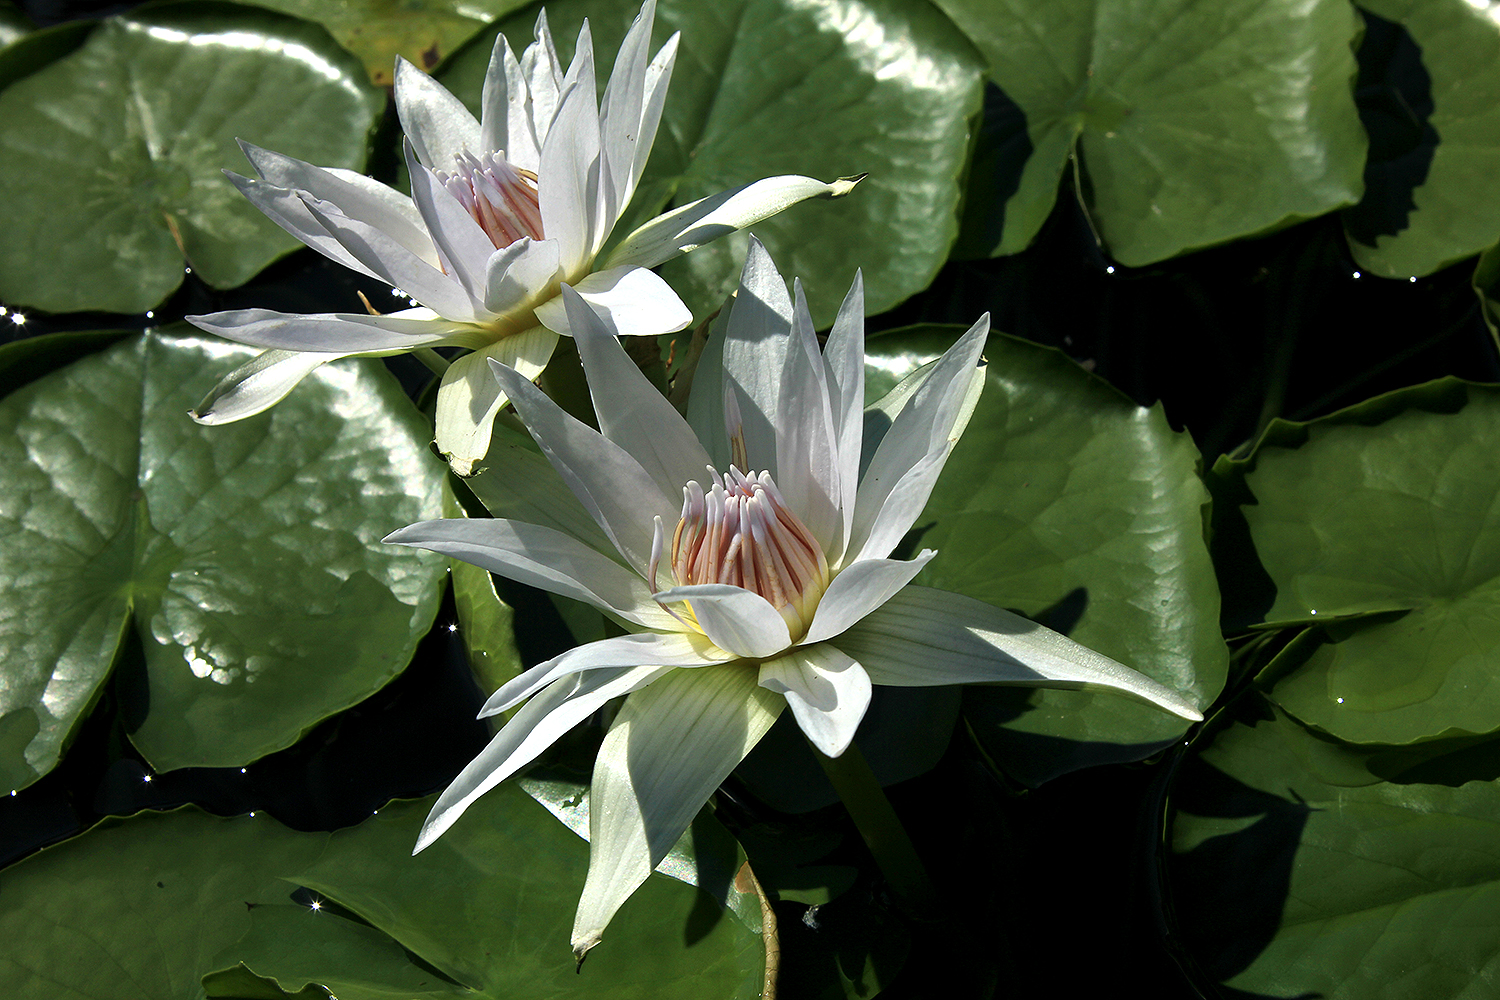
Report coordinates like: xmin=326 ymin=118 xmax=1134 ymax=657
xmin=187 ymin=0 xmax=859 ymax=475
xmin=385 ymin=240 xmax=1203 ymax=960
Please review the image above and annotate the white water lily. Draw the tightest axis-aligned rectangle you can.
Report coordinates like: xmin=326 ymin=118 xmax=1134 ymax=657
xmin=385 ymin=239 xmax=1203 ymax=961
xmin=187 ymin=0 xmax=858 ymax=475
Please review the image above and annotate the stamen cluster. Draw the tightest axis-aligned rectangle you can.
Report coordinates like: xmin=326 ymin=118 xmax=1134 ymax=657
xmin=666 ymin=467 xmax=831 ymax=643
xmin=435 ymin=150 xmax=545 ymax=249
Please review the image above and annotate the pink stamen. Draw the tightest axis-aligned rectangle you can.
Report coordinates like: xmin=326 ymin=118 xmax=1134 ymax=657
xmin=435 ymin=150 xmax=544 ymax=249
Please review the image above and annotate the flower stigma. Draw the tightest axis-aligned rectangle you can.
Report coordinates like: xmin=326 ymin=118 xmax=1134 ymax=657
xmin=434 ymin=150 xmax=544 ymax=249
xmin=655 ymin=467 xmax=831 ymax=643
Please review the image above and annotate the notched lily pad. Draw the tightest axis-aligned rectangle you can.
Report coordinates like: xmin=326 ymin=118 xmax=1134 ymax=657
xmin=1168 ymin=695 xmax=1500 ymax=998
xmin=1213 ymin=378 xmax=1500 ymax=745
xmin=0 ymin=2 xmax=384 ymax=314
xmin=0 ymin=328 xmax=446 ymax=789
xmin=937 ymin=0 xmax=1368 ymax=265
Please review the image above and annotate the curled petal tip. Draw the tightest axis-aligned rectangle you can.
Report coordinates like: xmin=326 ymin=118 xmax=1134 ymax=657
xmin=572 ymin=935 xmax=600 ymax=969
xmin=830 ymin=173 xmax=867 ymax=197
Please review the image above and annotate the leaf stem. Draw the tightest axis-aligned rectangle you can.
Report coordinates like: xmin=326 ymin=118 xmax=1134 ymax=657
xmin=413 ymin=348 xmax=450 ymax=376
xmin=815 ymin=740 xmax=938 ymax=917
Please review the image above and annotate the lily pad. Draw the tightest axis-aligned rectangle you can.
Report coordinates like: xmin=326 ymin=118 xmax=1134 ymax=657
xmin=0 ymin=328 xmax=446 ymax=790
xmin=1168 ymin=696 xmax=1500 ymax=998
xmin=247 ymin=0 xmax=532 ymax=85
xmin=0 ymin=807 xmax=327 ymax=1000
xmin=1344 ymin=0 xmax=1500 ymax=278
xmin=936 ymin=0 xmax=1367 ymax=265
xmin=268 ymin=788 xmax=766 ymax=997
xmin=442 ymin=479 xmax=523 ymax=703
xmin=867 ymin=325 xmax=1224 ymax=786
xmin=0 ymin=3 xmax=384 ymax=314
xmin=1214 ymin=379 xmax=1500 ymax=745
xmin=440 ymin=0 xmax=985 ymax=325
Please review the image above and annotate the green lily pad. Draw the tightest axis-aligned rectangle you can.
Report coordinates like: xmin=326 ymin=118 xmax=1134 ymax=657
xmin=1344 ymin=0 xmax=1500 ymax=278
xmin=247 ymin=0 xmax=532 ymax=85
xmin=0 ymin=807 xmax=328 ymax=1000
xmin=268 ymin=787 xmax=766 ymax=997
xmin=0 ymin=2 xmax=383 ymax=314
xmin=1168 ymin=696 xmax=1500 ymax=998
xmin=442 ymin=478 xmax=523 ymax=704
xmin=936 ymin=0 xmax=1367 ymax=265
xmin=867 ymin=325 xmax=1225 ymax=786
xmin=0 ymin=328 xmax=446 ymax=789
xmin=1477 ymin=241 xmax=1500 ymax=342
xmin=439 ymin=0 xmax=985 ymax=325
xmin=1214 ymin=379 xmax=1500 ymax=745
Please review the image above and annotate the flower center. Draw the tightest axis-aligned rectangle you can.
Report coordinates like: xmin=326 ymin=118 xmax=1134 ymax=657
xmin=435 ymin=150 xmax=544 ymax=249
xmin=668 ymin=467 xmax=830 ymax=642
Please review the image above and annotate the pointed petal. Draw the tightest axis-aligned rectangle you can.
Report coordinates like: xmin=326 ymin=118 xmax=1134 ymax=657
xmin=534 ymin=265 xmax=692 ymax=340
xmin=803 ymin=550 xmax=936 ymax=645
xmin=539 ymin=26 xmax=602 ymax=273
xmin=186 ymin=307 xmax=480 ymax=353
xmin=405 ymin=138 xmax=496 ymax=305
xmin=483 ymin=630 xmax=731 ymax=717
xmin=415 ymin=663 xmax=672 ymax=853
xmin=489 ymin=356 xmax=678 ymax=575
xmin=848 ymin=315 xmax=989 ymax=562
xmin=189 ymin=349 xmax=344 ymax=425
xmin=758 ymin=644 xmax=871 ymax=757
xmin=238 ymin=142 xmax=435 ymax=266
xmin=572 ymin=665 xmax=782 ymax=959
xmin=650 ymin=583 xmax=791 ymax=659
xmin=480 ymin=33 xmax=535 ymax=169
xmin=720 ymin=237 xmax=792 ymax=475
xmin=434 ymin=327 xmax=558 ymax=477
xmin=300 ymin=194 xmax=480 ymax=322
xmin=604 ymin=174 xmax=865 ymax=271
xmin=395 ymin=56 xmax=481 ymax=170
xmin=521 ymin=8 xmax=565 ymax=146
xmin=833 ymin=586 xmax=1204 ymax=721
xmin=823 ymin=271 xmax=865 ymax=564
xmin=483 ymin=235 xmax=564 ymax=316
xmin=385 ymin=516 xmax=676 ymax=631
xmin=555 ymin=283 xmax=710 ymax=500
xmin=774 ymin=278 xmax=841 ymax=552
xmin=597 ymin=0 xmax=655 ymax=226
xmin=625 ymin=32 xmax=678 ymax=209
xmin=226 ymin=173 xmax=378 ymax=279
xmin=464 ymin=422 xmax=614 ymax=555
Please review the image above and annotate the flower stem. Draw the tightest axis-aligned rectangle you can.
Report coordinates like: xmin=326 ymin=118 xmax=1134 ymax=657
xmin=413 ymin=348 xmax=450 ymax=376
xmin=815 ymin=741 xmax=938 ymax=918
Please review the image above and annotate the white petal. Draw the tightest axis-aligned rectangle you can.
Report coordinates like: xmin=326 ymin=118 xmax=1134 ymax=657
xmin=539 ymin=27 xmax=602 ymax=274
xmin=571 ymin=665 xmax=783 ymax=960
xmin=483 ymin=236 xmax=565 ymax=317
xmin=534 ymin=265 xmax=692 ymax=340
xmin=237 ymin=142 xmax=436 ymax=267
xmin=414 ymin=663 xmax=671 ymax=853
xmin=434 ymin=327 xmax=558 ymax=477
xmin=684 ymin=297 xmax=735 ymax=470
xmin=832 ymin=586 xmax=1204 ymax=721
xmin=384 ymin=516 xmax=672 ymax=630
xmin=479 ymin=33 xmax=535 ymax=168
xmin=803 ymin=550 xmax=936 ymax=644
xmin=774 ymin=278 xmax=841 ymax=552
xmin=823 ymin=271 xmax=865 ymax=564
xmin=186 ymin=307 xmax=481 ymax=353
xmin=395 ymin=56 xmax=481 ymax=170
xmin=521 ymin=8 xmax=565 ymax=146
xmin=189 ymin=349 xmax=344 ymax=425
xmin=299 ymin=195 xmax=480 ymax=322
xmin=597 ymin=0 xmax=655 ymax=227
xmin=557 ymin=283 xmax=710 ymax=500
xmin=464 ymin=423 xmax=614 ymax=555
xmin=625 ymin=32 xmax=678 ymax=209
xmin=405 ymin=139 xmax=496 ymax=305
xmin=848 ymin=315 xmax=989 ymax=562
xmin=720 ymin=237 xmax=792 ymax=475
xmin=604 ymin=174 xmax=865 ymax=271
xmin=758 ymin=644 xmax=871 ymax=757
xmin=483 ymin=630 xmax=731 ymax=717
xmin=650 ymin=583 xmax=791 ymax=659
xmin=489 ymin=357 xmax=678 ymax=575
